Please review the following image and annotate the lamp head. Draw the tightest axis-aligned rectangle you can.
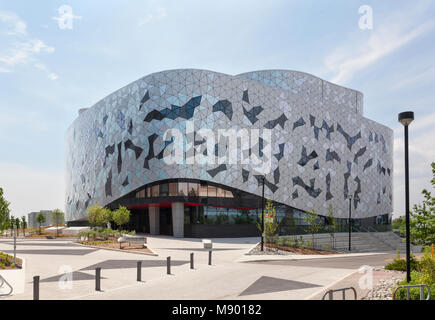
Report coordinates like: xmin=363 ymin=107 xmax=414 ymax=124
xmin=398 ymin=111 xmax=414 ymax=126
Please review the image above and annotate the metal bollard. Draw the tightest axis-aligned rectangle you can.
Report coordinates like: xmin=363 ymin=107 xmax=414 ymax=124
xmin=137 ymin=261 xmax=142 ymax=282
xmin=208 ymin=250 xmax=212 ymax=265
xmin=33 ymin=276 xmax=40 ymax=300
xmin=190 ymin=253 xmax=194 ymax=269
xmin=167 ymin=256 xmax=171 ymax=274
xmin=95 ymin=267 xmax=101 ymax=291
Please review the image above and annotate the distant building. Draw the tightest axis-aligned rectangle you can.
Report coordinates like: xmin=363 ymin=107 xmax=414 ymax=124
xmin=27 ymin=210 xmax=52 ymax=228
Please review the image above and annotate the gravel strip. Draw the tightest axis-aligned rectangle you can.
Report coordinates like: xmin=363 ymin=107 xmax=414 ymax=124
xmin=362 ymin=268 xmax=405 ymax=300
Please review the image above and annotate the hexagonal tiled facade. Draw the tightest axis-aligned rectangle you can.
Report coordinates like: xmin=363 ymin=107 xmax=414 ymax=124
xmin=65 ymin=69 xmax=393 ymax=222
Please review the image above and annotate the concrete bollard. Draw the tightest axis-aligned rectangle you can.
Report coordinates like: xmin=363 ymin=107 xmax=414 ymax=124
xmin=137 ymin=261 xmax=142 ymax=282
xmin=190 ymin=252 xmax=194 ymax=269
xmin=208 ymin=250 xmax=212 ymax=265
xmin=95 ymin=267 xmax=101 ymax=291
xmin=167 ymin=256 xmax=171 ymax=275
xmin=33 ymin=276 xmax=40 ymax=300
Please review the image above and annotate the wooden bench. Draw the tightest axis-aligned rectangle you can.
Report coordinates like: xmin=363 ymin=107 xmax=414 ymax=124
xmin=117 ymin=235 xmax=147 ymax=249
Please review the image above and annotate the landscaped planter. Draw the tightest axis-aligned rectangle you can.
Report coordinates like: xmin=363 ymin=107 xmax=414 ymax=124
xmin=0 ymin=257 xmax=26 ymax=296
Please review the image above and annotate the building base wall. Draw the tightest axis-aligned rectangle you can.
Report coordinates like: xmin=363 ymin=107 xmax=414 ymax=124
xmin=184 ymin=224 xmax=260 ymax=238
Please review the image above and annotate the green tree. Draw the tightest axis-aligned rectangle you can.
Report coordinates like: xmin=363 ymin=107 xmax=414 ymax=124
xmin=0 ymin=187 xmax=10 ymax=232
xmin=112 ymin=206 xmax=130 ymax=233
xmin=51 ymin=209 xmax=65 ymax=238
xmin=325 ymin=204 xmax=338 ymax=249
xmin=15 ymin=217 xmax=20 ymax=236
xmin=410 ymin=162 xmax=435 ymax=245
xmin=303 ymin=208 xmax=322 ymax=249
xmin=9 ymin=215 xmax=15 ymax=236
xmin=35 ymin=212 xmax=46 ymax=234
xmin=257 ymin=199 xmax=280 ymax=243
xmin=21 ymin=216 xmax=27 ymax=237
xmin=87 ymin=205 xmax=111 ymax=229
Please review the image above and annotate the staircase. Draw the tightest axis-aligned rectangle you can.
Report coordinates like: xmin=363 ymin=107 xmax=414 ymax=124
xmin=282 ymin=231 xmax=414 ymax=253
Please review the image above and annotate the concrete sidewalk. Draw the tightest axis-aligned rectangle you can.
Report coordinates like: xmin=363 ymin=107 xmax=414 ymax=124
xmin=1 ymin=236 xmax=393 ymax=300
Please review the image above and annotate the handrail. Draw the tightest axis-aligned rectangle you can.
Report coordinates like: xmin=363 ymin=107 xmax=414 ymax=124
xmin=0 ymin=275 xmax=13 ymax=297
xmin=322 ymin=287 xmax=357 ymax=300
xmin=393 ymin=284 xmax=431 ymax=300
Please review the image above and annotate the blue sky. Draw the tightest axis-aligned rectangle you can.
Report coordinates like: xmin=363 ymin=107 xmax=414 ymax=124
xmin=0 ymin=0 xmax=434 ymax=218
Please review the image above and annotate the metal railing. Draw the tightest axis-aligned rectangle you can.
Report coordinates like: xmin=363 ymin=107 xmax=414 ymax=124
xmin=393 ymin=284 xmax=431 ymax=300
xmin=322 ymin=287 xmax=357 ymax=300
xmin=0 ymin=275 xmax=13 ymax=297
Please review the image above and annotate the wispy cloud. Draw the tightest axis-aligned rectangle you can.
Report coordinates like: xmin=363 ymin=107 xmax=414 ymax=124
xmin=0 ymin=11 xmax=27 ymax=35
xmin=137 ymin=7 xmax=167 ymax=26
xmin=325 ymin=4 xmax=435 ymax=84
xmin=0 ymin=11 xmax=56 ymax=78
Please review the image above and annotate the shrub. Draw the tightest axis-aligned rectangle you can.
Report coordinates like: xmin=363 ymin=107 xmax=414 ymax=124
xmin=385 ymin=253 xmax=419 ymax=271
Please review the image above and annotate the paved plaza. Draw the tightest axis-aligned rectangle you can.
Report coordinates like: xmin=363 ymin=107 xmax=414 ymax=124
xmin=0 ymin=236 xmax=398 ymax=300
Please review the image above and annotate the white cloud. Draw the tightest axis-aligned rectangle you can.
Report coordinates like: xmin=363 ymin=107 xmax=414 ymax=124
xmin=0 ymin=163 xmax=64 ymax=218
xmin=0 ymin=11 xmax=27 ymax=35
xmin=325 ymin=4 xmax=435 ymax=84
xmin=0 ymin=12 xmax=56 ymax=76
xmin=138 ymin=7 xmax=167 ymax=26
xmin=393 ymin=112 xmax=435 ymax=217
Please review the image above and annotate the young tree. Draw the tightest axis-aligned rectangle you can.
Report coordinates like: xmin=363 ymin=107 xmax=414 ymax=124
xmin=257 ymin=199 xmax=280 ymax=243
xmin=51 ymin=209 xmax=65 ymax=238
xmin=410 ymin=162 xmax=435 ymax=244
xmin=87 ymin=205 xmax=111 ymax=229
xmin=325 ymin=204 xmax=338 ymax=249
xmin=35 ymin=212 xmax=47 ymax=235
xmin=0 ymin=187 xmax=11 ymax=233
xmin=112 ymin=206 xmax=130 ymax=233
xmin=21 ymin=216 xmax=27 ymax=237
xmin=303 ymin=208 xmax=322 ymax=249
xmin=15 ymin=217 xmax=20 ymax=236
xmin=9 ymin=215 xmax=15 ymax=237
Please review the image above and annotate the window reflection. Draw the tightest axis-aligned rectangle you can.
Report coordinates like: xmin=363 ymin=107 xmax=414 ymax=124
xmin=207 ymin=185 xmax=217 ymax=197
xmin=178 ymin=182 xmax=188 ymax=196
xmin=152 ymin=185 xmax=159 ymax=197
xmin=160 ymin=183 xmax=169 ymax=197
xmin=199 ymin=183 xmax=208 ymax=197
xmin=217 ymin=187 xmax=225 ymax=197
xmin=188 ymin=183 xmax=198 ymax=196
xmin=169 ymin=183 xmax=178 ymax=196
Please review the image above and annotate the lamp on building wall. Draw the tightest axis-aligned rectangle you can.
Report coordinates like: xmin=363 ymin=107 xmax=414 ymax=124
xmin=398 ymin=111 xmax=414 ymax=283
xmin=348 ymin=194 xmax=353 ymax=251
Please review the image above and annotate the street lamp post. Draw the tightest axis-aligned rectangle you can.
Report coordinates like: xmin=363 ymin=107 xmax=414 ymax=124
xmin=398 ymin=111 xmax=414 ymax=283
xmin=348 ymin=194 xmax=352 ymax=251
xmin=260 ymin=176 xmax=265 ymax=251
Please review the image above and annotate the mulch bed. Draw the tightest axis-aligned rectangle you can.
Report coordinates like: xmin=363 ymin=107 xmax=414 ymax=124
xmin=76 ymin=240 xmax=154 ymax=255
xmin=266 ymin=243 xmax=340 ymax=255
xmin=0 ymin=253 xmax=23 ymax=269
xmin=24 ymin=233 xmax=72 ymax=239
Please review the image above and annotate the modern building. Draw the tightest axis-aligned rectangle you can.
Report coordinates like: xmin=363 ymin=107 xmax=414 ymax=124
xmin=65 ymin=69 xmax=393 ymax=237
xmin=27 ymin=210 xmax=52 ymax=229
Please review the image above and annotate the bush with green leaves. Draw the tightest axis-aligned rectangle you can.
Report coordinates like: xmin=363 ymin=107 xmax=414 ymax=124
xmin=112 ymin=206 xmax=130 ymax=231
xmin=35 ymin=212 xmax=46 ymax=234
xmin=385 ymin=250 xmax=419 ymax=272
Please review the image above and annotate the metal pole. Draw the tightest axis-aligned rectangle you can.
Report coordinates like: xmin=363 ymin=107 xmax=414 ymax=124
xmin=13 ymin=225 xmax=16 ymax=265
xmin=404 ymin=125 xmax=411 ymax=283
xmin=95 ymin=267 xmax=101 ymax=291
xmin=190 ymin=253 xmax=194 ymax=269
xmin=261 ymin=176 xmax=265 ymax=251
xmin=33 ymin=276 xmax=39 ymax=300
xmin=208 ymin=250 xmax=212 ymax=265
xmin=137 ymin=261 xmax=142 ymax=282
xmin=167 ymin=256 xmax=171 ymax=274
xmin=348 ymin=196 xmax=352 ymax=251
